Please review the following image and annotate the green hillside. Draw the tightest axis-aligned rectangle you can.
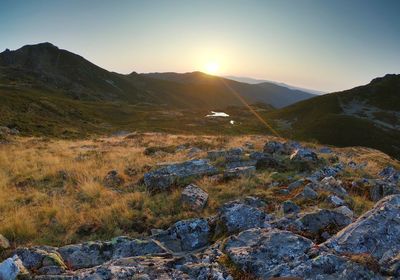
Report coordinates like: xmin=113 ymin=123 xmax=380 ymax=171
xmin=270 ymin=74 xmax=400 ymax=159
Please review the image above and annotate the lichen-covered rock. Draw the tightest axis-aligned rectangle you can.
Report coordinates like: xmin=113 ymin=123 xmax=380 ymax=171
xmin=379 ymin=166 xmax=400 ymax=184
xmin=295 ymin=185 xmax=318 ymax=200
xmin=181 ymin=184 xmax=209 ymax=211
xmin=224 ymin=228 xmax=314 ymax=279
xmin=327 ymin=195 xmax=345 ymax=207
xmin=207 ymin=148 xmax=243 ymax=161
xmin=103 ymin=170 xmax=124 ymax=188
xmin=255 ymin=155 xmax=281 ymax=170
xmin=334 ymin=205 xmax=354 ymax=219
xmin=317 ymin=176 xmax=348 ymax=197
xmin=263 ymin=141 xmax=286 ymax=154
xmin=143 ymin=159 xmax=218 ymax=193
xmin=288 ymin=252 xmax=383 ymax=280
xmin=15 ymin=246 xmax=65 ymax=273
xmin=58 ymin=237 xmax=165 ymax=270
xmin=369 ymin=179 xmax=399 ymax=201
xmin=281 ymin=200 xmax=300 ymax=214
xmin=153 ymin=218 xmax=210 ymax=252
xmin=218 ymin=198 xmax=269 ymax=234
xmin=308 ymin=163 xmax=344 ymax=181
xmin=287 ymin=179 xmax=305 ymax=192
xmin=0 ymin=256 xmax=28 ymax=280
xmin=223 ymin=166 xmax=255 ymax=180
xmin=298 ymin=209 xmax=352 ymax=235
xmin=73 ymin=255 xmax=191 ymax=280
xmin=290 ymin=148 xmax=318 ymax=162
xmin=323 ymin=195 xmax=400 ymax=264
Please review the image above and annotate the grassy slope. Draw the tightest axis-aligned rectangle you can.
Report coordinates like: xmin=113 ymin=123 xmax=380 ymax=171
xmin=269 ymin=76 xmax=400 ymax=159
xmin=0 ymin=134 xmax=395 ymax=252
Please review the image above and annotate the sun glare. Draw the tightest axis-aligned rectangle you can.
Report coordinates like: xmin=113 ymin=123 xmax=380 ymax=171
xmin=204 ymin=61 xmax=220 ymax=75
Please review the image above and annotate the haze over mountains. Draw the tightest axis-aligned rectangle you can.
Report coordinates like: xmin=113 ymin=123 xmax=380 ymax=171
xmin=0 ymin=42 xmax=399 ymax=159
xmin=0 ymin=42 xmax=314 ymax=109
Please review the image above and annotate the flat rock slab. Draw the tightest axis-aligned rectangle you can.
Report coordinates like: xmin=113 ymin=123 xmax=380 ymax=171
xmin=144 ymin=159 xmax=218 ymax=193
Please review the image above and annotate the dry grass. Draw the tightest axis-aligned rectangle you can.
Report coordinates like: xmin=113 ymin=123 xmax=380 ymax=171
xmin=0 ymin=133 xmax=397 ymax=252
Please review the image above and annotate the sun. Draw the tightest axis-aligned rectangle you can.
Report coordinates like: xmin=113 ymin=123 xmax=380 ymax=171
xmin=204 ymin=61 xmax=220 ymax=75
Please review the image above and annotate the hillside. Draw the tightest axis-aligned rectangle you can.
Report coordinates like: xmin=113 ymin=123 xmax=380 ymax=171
xmin=145 ymin=72 xmax=316 ymax=108
xmin=270 ymin=74 xmax=400 ymax=159
xmin=1 ymin=134 xmax=400 ymax=279
xmin=0 ymin=43 xmax=317 ymax=137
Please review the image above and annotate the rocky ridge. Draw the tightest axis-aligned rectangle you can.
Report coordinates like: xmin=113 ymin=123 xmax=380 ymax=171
xmin=1 ymin=140 xmax=400 ymax=279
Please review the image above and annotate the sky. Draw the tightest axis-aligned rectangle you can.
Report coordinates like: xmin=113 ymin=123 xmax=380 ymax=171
xmin=1 ymin=0 xmax=399 ymax=92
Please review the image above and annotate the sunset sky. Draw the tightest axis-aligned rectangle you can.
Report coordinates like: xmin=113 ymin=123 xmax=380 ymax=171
xmin=1 ymin=0 xmax=399 ymax=92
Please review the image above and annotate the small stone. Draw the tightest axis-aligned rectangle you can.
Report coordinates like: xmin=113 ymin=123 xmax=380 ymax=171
xmin=327 ymin=195 xmax=345 ymax=207
xmin=290 ymin=149 xmax=318 ymax=162
xmin=0 ymin=234 xmax=10 ymax=249
xmin=282 ymin=200 xmax=300 ymax=214
xmin=287 ymin=179 xmax=305 ymax=192
xmin=334 ymin=205 xmax=354 ymax=218
xmin=181 ymin=184 xmax=209 ymax=211
xmin=296 ymin=185 xmax=318 ymax=200
xmin=223 ymin=166 xmax=255 ymax=180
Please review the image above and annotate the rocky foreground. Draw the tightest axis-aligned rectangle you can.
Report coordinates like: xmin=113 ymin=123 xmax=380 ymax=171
xmin=1 ymin=140 xmax=400 ymax=279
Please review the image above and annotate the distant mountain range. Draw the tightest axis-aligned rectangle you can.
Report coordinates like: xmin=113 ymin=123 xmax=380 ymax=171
xmin=0 ymin=42 xmax=314 ymax=109
xmin=224 ymin=75 xmax=325 ymax=95
xmin=0 ymin=42 xmax=315 ymax=136
xmin=270 ymin=74 xmax=400 ymax=159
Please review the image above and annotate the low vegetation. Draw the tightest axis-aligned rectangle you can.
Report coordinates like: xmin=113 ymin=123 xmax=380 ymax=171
xmin=0 ymin=133 xmax=397 ymax=256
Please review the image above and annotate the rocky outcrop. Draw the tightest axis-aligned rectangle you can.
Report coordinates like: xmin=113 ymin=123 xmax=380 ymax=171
xmin=323 ymin=195 xmax=400 ymax=267
xmin=143 ymin=159 xmax=218 ymax=193
xmin=224 ymin=228 xmax=314 ymax=278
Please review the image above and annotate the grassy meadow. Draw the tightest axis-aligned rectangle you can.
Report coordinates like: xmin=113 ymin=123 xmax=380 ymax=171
xmin=0 ymin=133 xmax=397 ymax=257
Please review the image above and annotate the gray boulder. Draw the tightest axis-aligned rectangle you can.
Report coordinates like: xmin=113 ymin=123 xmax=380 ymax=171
xmin=369 ymin=180 xmax=399 ymax=201
xmin=281 ymin=200 xmax=300 ymax=214
xmin=379 ymin=166 xmax=400 ymax=184
xmin=298 ymin=209 xmax=352 ymax=235
xmin=295 ymin=185 xmax=318 ymax=200
xmin=0 ymin=256 xmax=28 ymax=280
xmin=224 ymin=228 xmax=314 ymax=279
xmin=181 ymin=184 xmax=209 ymax=211
xmin=207 ymin=148 xmax=243 ymax=161
xmin=255 ymin=155 xmax=281 ymax=170
xmin=263 ymin=141 xmax=286 ymax=154
xmin=308 ymin=163 xmax=344 ymax=181
xmin=218 ymin=199 xmax=269 ymax=234
xmin=334 ymin=205 xmax=354 ymax=218
xmin=143 ymin=159 xmax=218 ymax=193
xmin=15 ymin=246 xmax=65 ymax=273
xmin=317 ymin=176 xmax=348 ymax=197
xmin=289 ymin=252 xmax=383 ymax=280
xmin=223 ymin=166 xmax=255 ymax=180
xmin=327 ymin=195 xmax=345 ymax=207
xmin=323 ymin=194 xmax=400 ymax=264
xmin=58 ymin=237 xmax=165 ymax=270
xmin=290 ymin=148 xmax=318 ymax=162
xmin=153 ymin=218 xmax=210 ymax=252
xmin=73 ymin=255 xmax=191 ymax=280
xmin=287 ymin=179 xmax=305 ymax=192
